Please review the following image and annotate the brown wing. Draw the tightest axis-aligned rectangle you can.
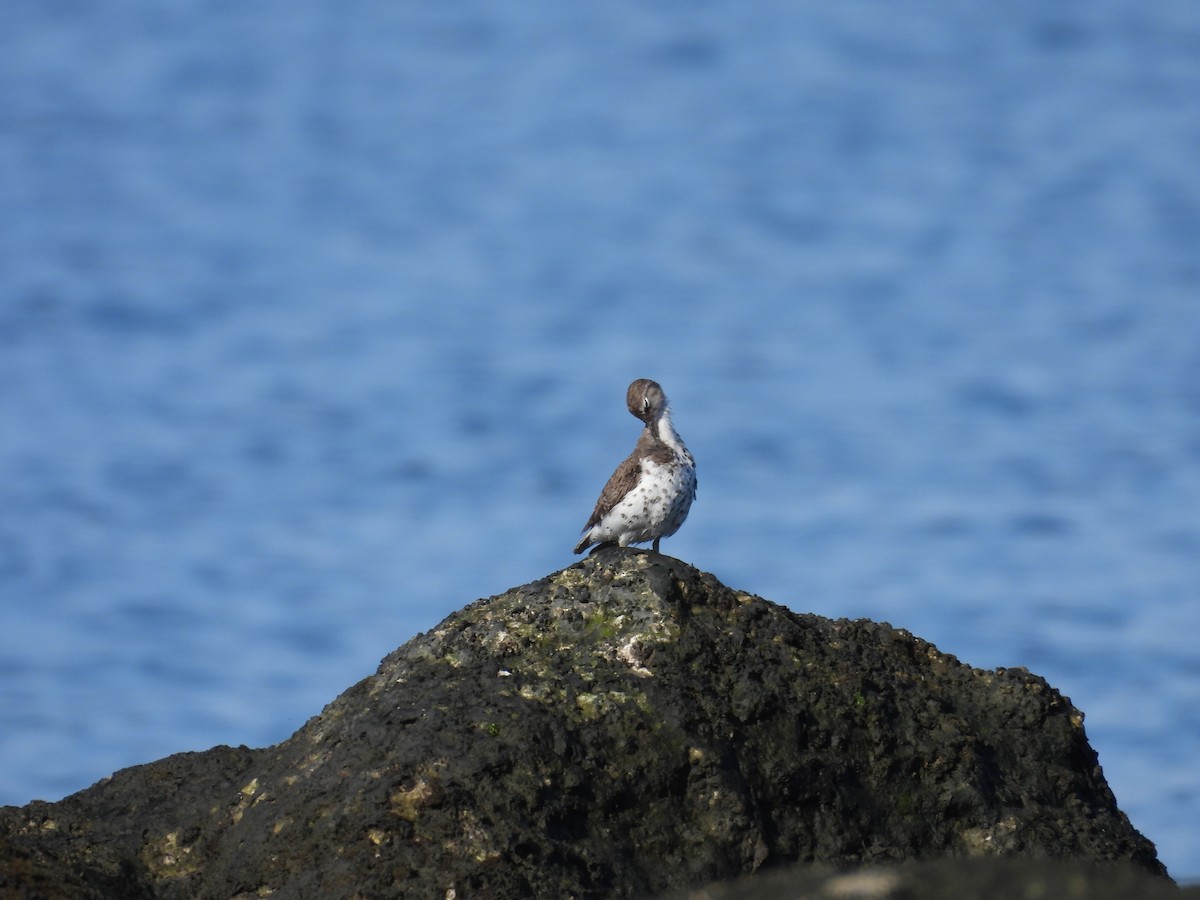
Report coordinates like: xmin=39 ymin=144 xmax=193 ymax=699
xmin=581 ymin=451 xmax=642 ymax=531
xmin=581 ymin=430 xmax=678 ymax=531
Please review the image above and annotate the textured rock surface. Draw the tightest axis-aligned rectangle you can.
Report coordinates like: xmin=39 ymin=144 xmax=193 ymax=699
xmin=0 ymin=549 xmax=1166 ymax=898
xmin=673 ymin=858 xmax=1196 ymax=900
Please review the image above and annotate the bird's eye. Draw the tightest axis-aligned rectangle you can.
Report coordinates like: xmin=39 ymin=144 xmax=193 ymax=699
xmin=643 ymin=398 xmax=651 ymax=411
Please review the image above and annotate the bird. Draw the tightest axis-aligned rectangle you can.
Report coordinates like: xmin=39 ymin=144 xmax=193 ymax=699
xmin=574 ymin=378 xmax=697 ymax=555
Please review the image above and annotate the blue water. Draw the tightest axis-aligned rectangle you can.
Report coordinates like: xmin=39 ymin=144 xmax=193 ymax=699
xmin=2 ymin=0 xmax=1198 ymax=881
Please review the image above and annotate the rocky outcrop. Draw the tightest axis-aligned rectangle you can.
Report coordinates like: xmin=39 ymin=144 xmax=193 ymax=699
xmin=0 ymin=549 xmax=1166 ymax=898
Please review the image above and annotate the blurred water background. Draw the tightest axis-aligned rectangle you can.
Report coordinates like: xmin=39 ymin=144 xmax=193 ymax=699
xmin=2 ymin=0 xmax=1198 ymax=881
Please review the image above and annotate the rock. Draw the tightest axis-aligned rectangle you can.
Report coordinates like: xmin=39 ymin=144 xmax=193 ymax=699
xmin=0 ymin=549 xmax=1168 ymax=898
xmin=669 ymin=858 xmax=1196 ymax=900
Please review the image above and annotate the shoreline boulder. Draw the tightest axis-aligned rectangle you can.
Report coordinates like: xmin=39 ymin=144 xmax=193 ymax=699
xmin=0 ymin=549 xmax=1166 ymax=898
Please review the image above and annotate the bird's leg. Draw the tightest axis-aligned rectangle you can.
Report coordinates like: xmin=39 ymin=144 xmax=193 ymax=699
xmin=652 ymin=537 xmax=661 ymax=553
